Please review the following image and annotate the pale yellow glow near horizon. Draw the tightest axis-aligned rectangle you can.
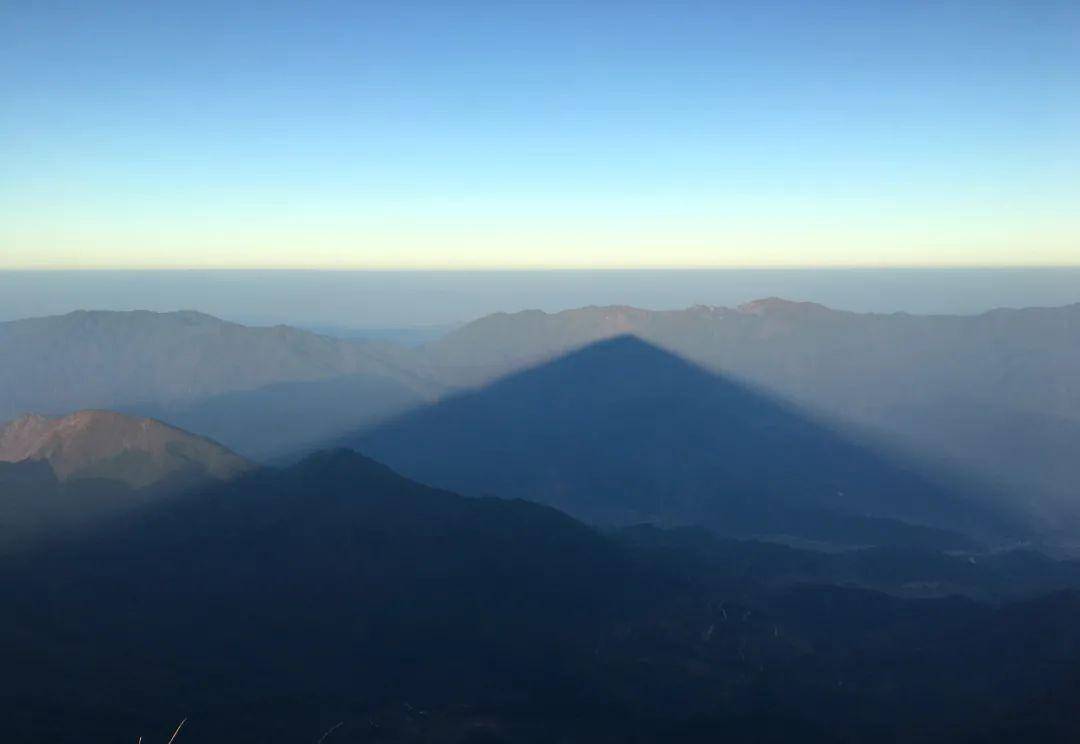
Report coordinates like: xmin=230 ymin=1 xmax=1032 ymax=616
xmin=7 ymin=167 xmax=1078 ymax=269
xmin=4 ymin=218 xmax=1079 ymax=270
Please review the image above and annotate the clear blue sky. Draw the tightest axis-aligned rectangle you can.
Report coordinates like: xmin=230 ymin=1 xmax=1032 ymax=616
xmin=3 ymin=0 xmax=1078 ymax=268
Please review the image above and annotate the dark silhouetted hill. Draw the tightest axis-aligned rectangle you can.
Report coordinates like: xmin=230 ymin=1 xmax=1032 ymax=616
xmin=0 ymin=449 xmax=659 ymax=741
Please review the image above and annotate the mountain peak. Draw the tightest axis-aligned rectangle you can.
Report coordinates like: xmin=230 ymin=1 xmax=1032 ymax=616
xmin=0 ymin=410 xmax=252 ymax=488
xmin=46 ymin=308 xmax=228 ymax=325
xmin=293 ymin=447 xmax=401 ymax=481
xmin=737 ymin=297 xmax=831 ymax=315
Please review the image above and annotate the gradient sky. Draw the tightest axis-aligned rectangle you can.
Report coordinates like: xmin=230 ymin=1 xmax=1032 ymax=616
xmin=3 ymin=0 xmax=1078 ymax=268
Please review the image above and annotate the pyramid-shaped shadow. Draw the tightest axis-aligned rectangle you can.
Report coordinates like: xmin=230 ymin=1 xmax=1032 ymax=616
xmin=347 ymin=335 xmax=1010 ymax=548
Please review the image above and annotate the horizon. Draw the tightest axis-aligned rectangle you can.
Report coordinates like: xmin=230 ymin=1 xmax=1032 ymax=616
xmin=3 ymin=266 xmax=1080 ymax=328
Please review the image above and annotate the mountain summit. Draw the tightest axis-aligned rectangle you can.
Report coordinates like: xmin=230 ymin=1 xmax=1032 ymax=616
xmin=0 ymin=410 xmax=251 ymax=488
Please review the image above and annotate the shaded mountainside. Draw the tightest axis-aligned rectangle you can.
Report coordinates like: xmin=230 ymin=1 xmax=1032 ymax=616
xmin=4 ymin=450 xmax=1080 ymax=742
xmin=0 ymin=450 xmax=657 ymax=742
xmin=353 ymin=336 xmax=1013 ymax=549
xmin=0 ymin=459 xmax=145 ymax=550
xmin=616 ymin=524 xmax=1080 ymax=603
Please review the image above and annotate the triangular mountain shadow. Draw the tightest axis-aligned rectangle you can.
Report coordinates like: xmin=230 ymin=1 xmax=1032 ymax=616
xmin=347 ymin=335 xmax=1015 ymax=548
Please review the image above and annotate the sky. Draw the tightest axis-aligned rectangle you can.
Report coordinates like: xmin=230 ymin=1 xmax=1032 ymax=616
xmin=2 ymin=0 xmax=1078 ymax=269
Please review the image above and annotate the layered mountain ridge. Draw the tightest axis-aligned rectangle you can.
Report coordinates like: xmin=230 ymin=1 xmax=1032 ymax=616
xmin=3 ymin=299 xmax=1079 ymax=530
xmin=0 ymin=309 xmax=435 ymax=423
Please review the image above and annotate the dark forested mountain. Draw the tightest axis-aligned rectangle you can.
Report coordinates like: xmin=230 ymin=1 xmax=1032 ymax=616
xmin=0 ymin=450 xmax=656 ymax=742
xmin=4 ymin=448 xmax=1080 ymax=743
xmin=0 ymin=459 xmax=145 ymax=550
xmin=354 ymin=336 xmax=1012 ymax=549
xmin=0 ymin=310 xmax=438 ymax=459
xmin=418 ymin=300 xmax=1080 ymax=532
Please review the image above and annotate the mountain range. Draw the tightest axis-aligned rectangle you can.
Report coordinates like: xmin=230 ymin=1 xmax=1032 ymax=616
xmin=4 ymin=300 xmax=1079 ymax=538
xmin=5 ymin=299 xmax=1080 ymax=739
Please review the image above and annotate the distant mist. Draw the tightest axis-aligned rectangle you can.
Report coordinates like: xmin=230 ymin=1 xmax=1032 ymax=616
xmin=3 ymin=268 xmax=1080 ymax=330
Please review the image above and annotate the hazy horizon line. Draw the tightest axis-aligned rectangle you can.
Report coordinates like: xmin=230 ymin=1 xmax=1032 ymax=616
xmin=5 ymin=263 xmax=1080 ymax=273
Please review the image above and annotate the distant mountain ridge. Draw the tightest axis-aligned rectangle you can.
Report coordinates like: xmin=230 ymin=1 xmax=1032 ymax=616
xmin=423 ymin=298 xmax=1080 ymax=391
xmin=0 ymin=309 xmax=431 ymax=419
xmin=420 ymin=298 xmax=847 ymax=378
